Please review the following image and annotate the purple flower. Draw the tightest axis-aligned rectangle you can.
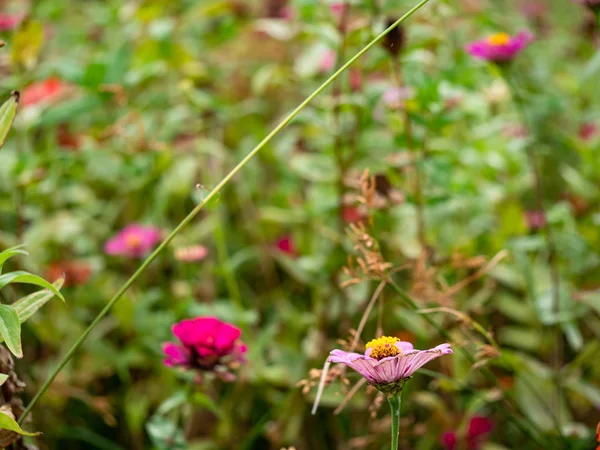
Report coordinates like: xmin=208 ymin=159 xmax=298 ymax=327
xmin=466 ymin=31 xmax=534 ymax=62
xmin=328 ymin=336 xmax=452 ymax=396
xmin=163 ymin=317 xmax=247 ymax=380
xmin=104 ymin=223 xmax=162 ymax=258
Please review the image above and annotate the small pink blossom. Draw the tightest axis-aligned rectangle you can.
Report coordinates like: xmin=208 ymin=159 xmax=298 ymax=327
xmin=276 ymin=235 xmax=297 ymax=257
xmin=579 ymin=122 xmax=597 ymax=141
xmin=163 ymin=317 xmax=246 ymax=380
xmin=0 ymin=14 xmax=22 ymax=31
xmin=524 ymin=210 xmax=546 ymax=231
xmin=442 ymin=416 xmax=494 ymax=450
xmin=382 ymin=86 xmax=414 ymax=109
xmin=328 ymin=336 xmax=452 ymax=396
xmin=466 ymin=31 xmax=534 ymax=62
xmin=349 ymin=68 xmax=362 ymax=92
xmin=330 ymin=2 xmax=348 ymax=21
xmin=319 ymin=49 xmax=337 ymax=73
xmin=342 ymin=206 xmax=365 ymax=224
xmin=104 ymin=223 xmax=162 ymax=258
xmin=175 ymin=245 xmax=209 ymax=262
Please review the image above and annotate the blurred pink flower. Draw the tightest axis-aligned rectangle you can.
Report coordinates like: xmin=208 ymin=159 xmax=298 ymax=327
xmin=579 ymin=122 xmax=597 ymax=141
xmin=280 ymin=6 xmax=296 ymax=20
xmin=442 ymin=416 xmax=494 ymax=450
xmin=163 ymin=317 xmax=246 ymax=380
xmin=349 ymin=68 xmax=363 ymax=92
xmin=441 ymin=431 xmax=457 ymax=450
xmin=524 ymin=210 xmax=546 ymax=231
xmin=46 ymin=260 xmax=92 ymax=287
xmin=0 ymin=14 xmax=22 ymax=31
xmin=21 ymin=78 xmax=69 ymax=107
xmin=466 ymin=31 xmax=534 ymax=62
xmin=319 ymin=49 xmax=337 ymax=73
xmin=382 ymin=86 xmax=414 ymax=109
xmin=342 ymin=206 xmax=365 ymax=224
xmin=330 ymin=2 xmax=348 ymax=21
xmin=175 ymin=245 xmax=209 ymax=262
xmin=104 ymin=223 xmax=162 ymax=258
xmin=276 ymin=235 xmax=297 ymax=256
xmin=328 ymin=336 xmax=452 ymax=396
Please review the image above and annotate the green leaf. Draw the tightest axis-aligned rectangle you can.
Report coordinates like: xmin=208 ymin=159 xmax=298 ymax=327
xmin=0 ymin=91 xmax=19 ymax=149
xmin=12 ymin=278 xmax=65 ymax=324
xmin=0 ymin=410 xmax=41 ymax=436
xmin=0 ymin=271 xmax=65 ymax=303
xmin=0 ymin=374 xmax=8 ymax=386
xmin=0 ymin=305 xmax=22 ymax=358
xmin=0 ymin=245 xmax=27 ymax=274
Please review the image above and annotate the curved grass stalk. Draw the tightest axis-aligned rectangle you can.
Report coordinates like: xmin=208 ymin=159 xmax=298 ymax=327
xmin=18 ymin=0 xmax=434 ymax=425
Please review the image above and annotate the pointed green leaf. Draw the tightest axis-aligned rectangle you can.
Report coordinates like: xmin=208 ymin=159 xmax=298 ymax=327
xmin=12 ymin=278 xmax=65 ymax=324
xmin=0 ymin=245 xmax=28 ymax=274
xmin=0 ymin=305 xmax=21 ymax=358
xmin=0 ymin=374 xmax=8 ymax=386
xmin=0 ymin=410 xmax=41 ymax=436
xmin=0 ymin=91 xmax=19 ymax=149
xmin=0 ymin=271 xmax=65 ymax=303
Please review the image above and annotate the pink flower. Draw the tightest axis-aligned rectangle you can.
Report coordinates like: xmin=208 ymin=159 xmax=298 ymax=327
xmin=342 ymin=206 xmax=365 ymax=224
xmin=382 ymin=86 xmax=414 ymax=109
xmin=524 ymin=210 xmax=546 ymax=231
xmin=349 ymin=68 xmax=362 ymax=92
xmin=276 ymin=235 xmax=297 ymax=257
xmin=0 ymin=14 xmax=22 ymax=31
xmin=441 ymin=431 xmax=457 ymax=450
xmin=466 ymin=31 xmax=534 ymax=62
xmin=104 ymin=223 xmax=162 ymax=258
xmin=442 ymin=416 xmax=493 ymax=450
xmin=319 ymin=49 xmax=337 ymax=73
xmin=330 ymin=2 xmax=348 ymax=21
xmin=579 ymin=122 xmax=597 ymax=141
xmin=328 ymin=337 xmax=452 ymax=396
xmin=467 ymin=416 xmax=494 ymax=447
xmin=174 ymin=245 xmax=209 ymax=262
xmin=163 ymin=317 xmax=247 ymax=380
xmin=21 ymin=78 xmax=69 ymax=107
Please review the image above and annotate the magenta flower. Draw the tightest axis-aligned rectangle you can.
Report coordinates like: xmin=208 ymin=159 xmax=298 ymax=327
xmin=442 ymin=415 xmax=494 ymax=450
xmin=104 ymin=223 xmax=162 ymax=258
xmin=0 ymin=14 xmax=22 ymax=31
xmin=328 ymin=337 xmax=452 ymax=396
xmin=163 ymin=317 xmax=247 ymax=381
xmin=466 ymin=31 xmax=534 ymax=62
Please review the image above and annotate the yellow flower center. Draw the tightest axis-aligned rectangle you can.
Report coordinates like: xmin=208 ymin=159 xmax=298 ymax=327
xmin=125 ymin=234 xmax=143 ymax=249
xmin=365 ymin=336 xmax=401 ymax=360
xmin=486 ymin=33 xmax=510 ymax=46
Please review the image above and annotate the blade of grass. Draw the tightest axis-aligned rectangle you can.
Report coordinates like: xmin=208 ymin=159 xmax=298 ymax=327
xmin=18 ymin=0 xmax=435 ymax=424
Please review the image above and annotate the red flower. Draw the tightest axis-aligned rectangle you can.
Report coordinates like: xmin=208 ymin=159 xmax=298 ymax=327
xmin=45 ymin=260 xmax=92 ymax=287
xmin=21 ymin=78 xmax=68 ymax=107
xmin=276 ymin=235 xmax=297 ymax=256
xmin=579 ymin=122 xmax=597 ymax=141
xmin=442 ymin=416 xmax=493 ymax=450
xmin=342 ymin=206 xmax=365 ymax=224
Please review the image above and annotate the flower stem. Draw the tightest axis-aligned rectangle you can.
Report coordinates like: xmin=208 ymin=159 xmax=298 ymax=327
xmin=17 ymin=0 xmax=434 ymax=426
xmin=387 ymin=395 xmax=402 ymax=450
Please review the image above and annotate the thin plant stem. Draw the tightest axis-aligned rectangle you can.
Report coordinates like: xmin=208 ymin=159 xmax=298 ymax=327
xmin=387 ymin=395 xmax=401 ymax=450
xmin=18 ymin=0 xmax=435 ymax=425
